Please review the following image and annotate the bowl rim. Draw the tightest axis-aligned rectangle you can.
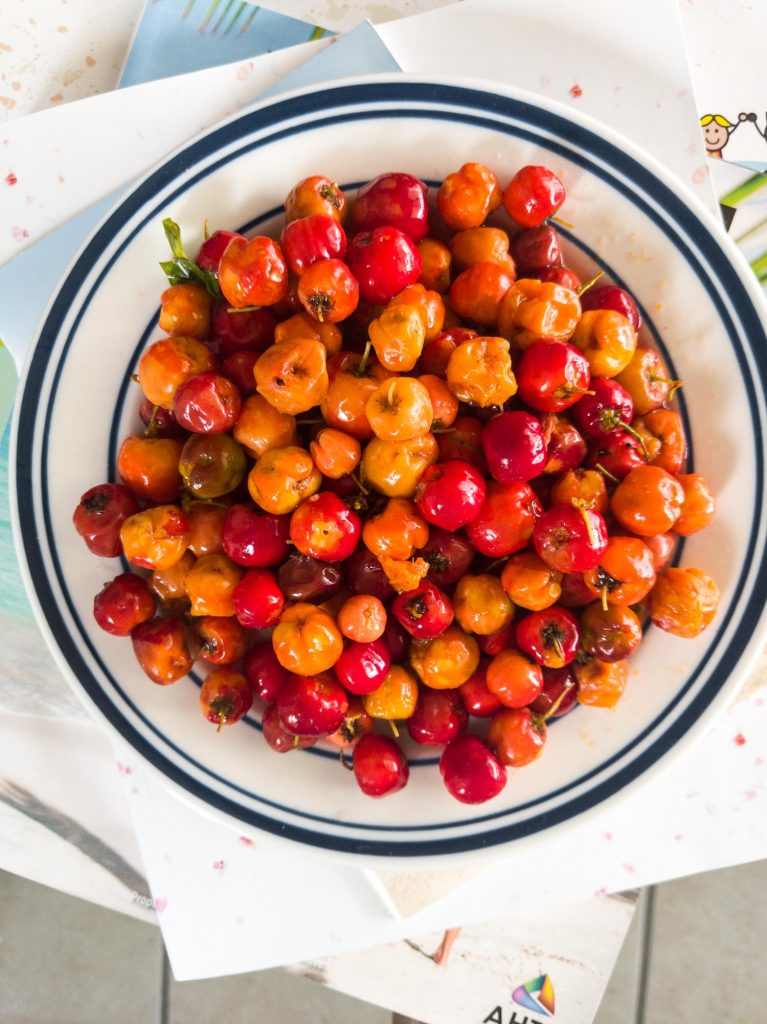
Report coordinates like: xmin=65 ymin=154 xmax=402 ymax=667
xmin=11 ymin=71 xmax=767 ymax=868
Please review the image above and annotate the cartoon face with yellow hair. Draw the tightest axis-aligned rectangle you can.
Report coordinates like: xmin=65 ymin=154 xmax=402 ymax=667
xmin=700 ymin=114 xmax=740 ymax=157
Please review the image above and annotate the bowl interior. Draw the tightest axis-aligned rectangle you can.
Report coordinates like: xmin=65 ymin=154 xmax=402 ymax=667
xmin=13 ymin=78 xmax=767 ymax=863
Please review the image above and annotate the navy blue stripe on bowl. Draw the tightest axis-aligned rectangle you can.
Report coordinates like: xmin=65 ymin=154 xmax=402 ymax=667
xmin=15 ymin=82 xmax=767 ymax=856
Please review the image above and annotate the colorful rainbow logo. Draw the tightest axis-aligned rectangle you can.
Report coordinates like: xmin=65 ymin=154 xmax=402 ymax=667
xmin=511 ymin=974 xmax=556 ymax=1017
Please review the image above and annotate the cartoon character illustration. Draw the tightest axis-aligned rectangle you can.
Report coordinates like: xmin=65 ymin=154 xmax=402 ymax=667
xmin=741 ymin=111 xmax=767 ymax=144
xmin=700 ymin=113 xmax=750 ymax=158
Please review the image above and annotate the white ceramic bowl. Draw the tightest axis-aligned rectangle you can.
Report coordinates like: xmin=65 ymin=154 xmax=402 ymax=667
xmin=12 ymin=75 xmax=767 ymax=866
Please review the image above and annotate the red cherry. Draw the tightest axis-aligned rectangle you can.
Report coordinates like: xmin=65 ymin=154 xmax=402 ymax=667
xmin=558 ymin=572 xmax=596 ymax=607
xmin=343 ymin=549 xmax=395 ymax=601
xmin=407 ymin=688 xmax=468 ymax=745
xmin=570 ymin=378 xmax=635 ymax=440
xmin=232 ymin=569 xmax=285 ymax=629
xmin=509 ymin=225 xmax=563 ymax=271
xmin=131 ymin=616 xmax=192 ymax=686
xmin=517 ymin=340 xmax=591 ymax=413
xmin=353 ymin=734 xmax=409 ymax=797
xmin=415 ymin=460 xmax=486 ymax=530
xmin=436 ymin=415 xmax=488 ymax=474
xmin=481 ymin=411 xmax=547 ymax=483
xmin=280 ymin=214 xmax=347 ymax=276
xmin=345 ymin=226 xmax=422 ymax=305
xmin=439 ymin=734 xmax=507 ymax=804
xmin=93 ymin=572 xmax=155 ymax=636
xmin=487 ymin=707 xmax=546 ymax=766
xmin=382 ymin=617 xmax=410 ymax=663
xmin=418 ymin=327 xmax=477 ymax=377
xmin=503 ymin=166 xmax=566 ymax=228
xmin=466 ymin=480 xmax=543 ymax=558
xmin=334 ymin=638 xmax=391 ymax=695
xmin=352 ymin=172 xmax=430 ymax=242
xmin=486 ymin=649 xmax=544 ymax=707
xmin=222 ymin=504 xmax=290 ymax=567
xmin=585 ymin=431 xmax=646 ymax=480
xmin=476 ymin=622 xmax=517 ymax=656
xmin=580 ymin=283 xmax=642 ymax=333
xmin=195 ymin=229 xmax=240 ymax=272
xmin=139 ymin=400 xmax=185 ymax=438
xmin=531 ymin=265 xmax=581 ymax=290
xmin=73 ymin=483 xmax=140 ymax=558
xmin=392 ymin=580 xmax=454 ymax=639
xmin=199 ymin=667 xmax=253 ymax=728
xmin=213 ymin=306 xmax=276 ymax=357
xmin=324 ymin=695 xmax=374 ymax=749
xmin=529 ymin=667 xmax=579 ymax=718
xmin=173 ymin=371 xmax=241 ymax=434
xmin=220 ymin=350 xmax=259 ymax=395
xmin=516 ymin=607 xmax=580 ymax=669
xmin=459 ymin=661 xmax=503 ymax=717
xmin=533 ymin=503 xmax=608 ymax=572
xmin=541 ymin=415 xmax=588 ymax=475
xmin=289 ymin=492 xmax=361 ymax=563
xmin=277 ymin=673 xmax=349 ymax=736
xmin=262 ymin=703 xmax=316 ymax=752
xmin=417 ymin=526 xmax=475 ymax=588
xmin=243 ymin=644 xmax=290 ymax=702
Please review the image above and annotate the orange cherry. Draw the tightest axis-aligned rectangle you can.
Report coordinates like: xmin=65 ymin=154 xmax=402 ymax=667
xmin=361 ymin=433 xmax=439 ymax=497
xmin=445 ymin=336 xmax=517 ymax=407
xmin=365 ymin=377 xmax=433 ymax=442
xmin=497 ymin=279 xmax=581 ymax=350
xmin=158 ymin=283 xmax=212 ymax=339
xmin=285 ymin=175 xmax=347 ymax=224
xmin=437 ymin=162 xmax=502 ymax=231
xmin=184 ymin=553 xmax=243 ymax=617
xmin=233 ymin=393 xmax=298 ymax=458
xmin=410 ymin=625 xmax=480 ymax=689
xmin=120 ymin=505 xmax=191 ymax=571
xmin=309 ymin=428 xmax=361 ymax=479
xmin=417 ymin=237 xmax=452 ymax=293
xmin=138 ymin=335 xmax=215 ymax=409
xmin=247 ymin=445 xmax=322 ymax=515
xmin=117 ymin=436 xmax=183 ymax=504
xmin=254 ymin=336 xmax=329 ymax=415
xmin=272 ymin=602 xmax=344 ymax=675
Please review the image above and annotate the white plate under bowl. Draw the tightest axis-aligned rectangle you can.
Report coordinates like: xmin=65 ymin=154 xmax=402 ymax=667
xmin=11 ymin=75 xmax=767 ymax=867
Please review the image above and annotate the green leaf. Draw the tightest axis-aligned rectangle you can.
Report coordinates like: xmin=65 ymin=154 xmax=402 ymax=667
xmin=160 ymin=218 xmax=221 ymax=298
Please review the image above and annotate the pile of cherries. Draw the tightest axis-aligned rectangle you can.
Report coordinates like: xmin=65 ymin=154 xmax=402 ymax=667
xmin=73 ymin=160 xmax=720 ymax=805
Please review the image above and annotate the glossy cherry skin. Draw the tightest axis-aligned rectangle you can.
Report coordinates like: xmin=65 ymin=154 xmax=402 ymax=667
xmin=243 ymin=643 xmax=290 ymax=702
xmin=232 ymin=569 xmax=285 ymax=630
xmin=334 ymin=638 xmax=391 ymax=695
xmin=516 ymin=607 xmax=580 ymax=669
xmin=439 ymin=734 xmax=507 ymax=804
xmin=466 ymin=481 xmax=542 ymax=558
xmin=343 ymin=549 xmax=395 ymax=601
xmin=277 ymin=553 xmax=342 ymax=603
xmin=580 ymin=284 xmax=642 ymax=333
xmin=436 ymin=414 xmax=488 ymax=474
xmin=262 ymin=703 xmax=316 ymax=753
xmin=93 ymin=572 xmax=155 ymax=636
xmin=503 ymin=165 xmax=566 ymax=228
xmin=580 ymin=602 xmax=642 ymax=662
xmin=482 ymin=412 xmax=547 ymax=483
xmin=570 ymin=377 xmax=634 ymax=440
xmin=131 ymin=616 xmax=192 ymax=685
xmin=459 ymin=661 xmax=503 ymax=717
xmin=509 ymin=225 xmax=563 ymax=272
xmin=199 ymin=668 xmax=253 ymax=728
xmin=487 ymin=707 xmax=546 ymax=767
xmin=417 ymin=527 xmax=475 ymax=588
xmin=585 ymin=431 xmax=647 ymax=480
xmin=414 ymin=459 xmax=486 ymax=531
xmin=382 ymin=617 xmax=410 ymax=663
xmin=407 ymin=688 xmax=468 ymax=745
xmin=517 ymin=340 xmax=591 ymax=413
xmin=533 ymin=503 xmax=608 ymax=573
xmin=353 ymin=734 xmax=409 ymax=797
xmin=222 ymin=504 xmax=290 ymax=568
xmin=195 ymin=229 xmax=239 ymax=271
xmin=277 ymin=672 xmax=349 ymax=736
xmin=289 ymin=492 xmax=361 ymax=563
xmin=139 ymin=399 xmax=186 ymax=438
xmin=213 ymin=306 xmax=276 ymax=357
xmin=392 ymin=580 xmax=454 ymax=639
xmin=345 ymin=226 xmax=422 ymax=305
xmin=529 ymin=667 xmax=579 ymax=718
xmin=533 ymin=265 xmax=581 ymax=290
xmin=173 ymin=371 xmax=241 ymax=434
xmin=73 ymin=483 xmax=140 ymax=558
xmin=221 ymin=350 xmax=259 ymax=395
xmin=353 ymin=172 xmax=430 ymax=242
xmin=279 ymin=214 xmax=347 ymax=276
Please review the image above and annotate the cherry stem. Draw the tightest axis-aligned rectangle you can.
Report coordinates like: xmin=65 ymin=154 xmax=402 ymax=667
xmin=203 ymin=218 xmax=210 ymax=241
xmin=357 ymin=339 xmax=373 ymax=376
xmin=339 ymin=748 xmax=353 ymax=771
xmin=297 ymin=418 xmax=326 ymax=426
xmin=293 ymin=735 xmax=300 ymax=748
xmin=551 ymin=214 xmax=575 ymax=230
xmin=551 ymin=634 xmax=565 ymax=662
xmin=227 ymin=305 xmax=262 ymax=314
xmin=576 ymin=270 xmax=605 ymax=296
xmin=574 ymin=503 xmax=599 ymax=548
xmin=542 ymin=681 xmax=576 ymax=721
xmin=484 ymin=556 xmax=509 ymax=574
xmin=389 ymin=719 xmax=400 ymax=739
xmin=618 ymin=420 xmax=650 ymax=458
xmin=601 ymin=585 xmax=609 ymax=612
xmin=351 ymin=471 xmax=369 ymax=495
xmin=653 ymin=376 xmax=684 ymax=399
xmin=144 ymin=404 xmax=160 ymax=438
xmin=595 ymin=462 xmax=620 ymax=484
